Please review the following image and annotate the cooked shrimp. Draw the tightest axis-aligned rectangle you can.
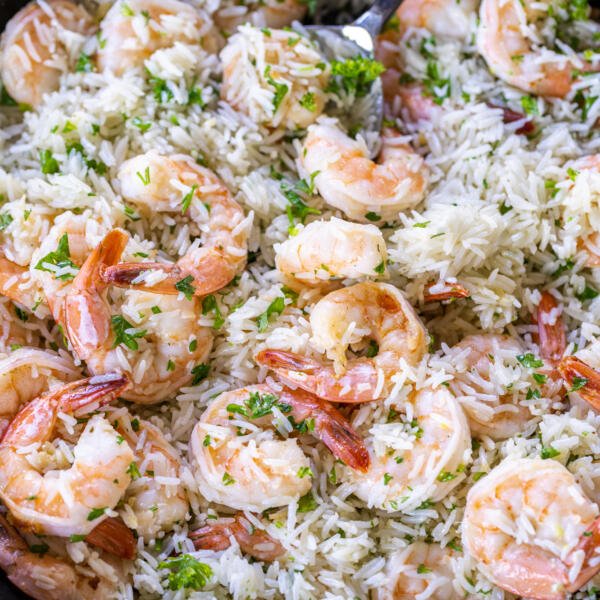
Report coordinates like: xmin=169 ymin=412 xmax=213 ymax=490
xmin=445 ymin=334 xmax=559 ymax=440
xmin=533 ymin=291 xmax=566 ymax=364
xmin=424 ymin=281 xmax=470 ymax=303
xmin=0 ymin=347 xmax=80 ymax=435
xmin=221 ymin=25 xmax=330 ymax=130
xmin=560 ymin=155 xmax=600 ymax=267
xmin=396 ymin=0 xmax=477 ymax=40
xmin=463 ymin=457 xmax=600 ymax=599
xmin=97 ymin=0 xmax=218 ymax=75
xmin=478 ymin=0 xmax=599 ymax=97
xmin=29 ymin=211 xmax=109 ymax=325
xmin=346 ymin=386 xmax=471 ymax=511
xmin=110 ymin=408 xmax=188 ymax=539
xmin=0 ymin=514 xmax=120 ymax=600
xmin=0 ymin=374 xmax=133 ymax=538
xmin=214 ymin=0 xmax=307 ymax=32
xmin=257 ymin=282 xmax=427 ymax=403
xmin=300 ymin=121 xmax=427 ymax=223
xmin=0 ymin=0 xmax=96 ymax=107
xmin=0 ymin=256 xmax=41 ymax=312
xmin=378 ymin=542 xmax=460 ymax=600
xmin=190 ymin=513 xmax=285 ymax=562
xmin=101 ymin=151 xmax=249 ymax=298
xmin=189 ymin=384 xmax=369 ymax=512
xmin=275 ymin=217 xmax=388 ymax=287
xmin=64 ymin=229 xmax=213 ymax=404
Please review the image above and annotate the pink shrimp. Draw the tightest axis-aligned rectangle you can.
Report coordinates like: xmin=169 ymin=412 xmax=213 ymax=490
xmin=190 ymin=514 xmax=285 ymax=562
xmin=256 ymin=282 xmax=427 ymax=403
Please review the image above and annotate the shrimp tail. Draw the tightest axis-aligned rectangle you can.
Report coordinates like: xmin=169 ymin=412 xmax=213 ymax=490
xmin=568 ymin=516 xmax=600 ymax=592
xmin=483 ymin=542 xmax=568 ymax=600
xmin=101 ymin=251 xmax=235 ymax=297
xmin=424 ymin=281 xmax=470 ymax=303
xmin=277 ymin=387 xmax=370 ymax=472
xmin=534 ymin=291 xmax=566 ymax=363
xmin=64 ymin=229 xmax=129 ymax=359
xmin=256 ymin=349 xmax=379 ymax=403
xmin=2 ymin=374 xmax=128 ymax=446
xmin=0 ymin=514 xmax=74 ymax=600
xmin=557 ymin=356 xmax=600 ymax=410
xmin=85 ymin=516 xmax=136 ymax=560
xmin=190 ymin=514 xmax=285 ymax=562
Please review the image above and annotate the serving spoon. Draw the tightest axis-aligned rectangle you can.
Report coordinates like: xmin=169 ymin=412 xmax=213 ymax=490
xmin=307 ymin=0 xmax=403 ymax=135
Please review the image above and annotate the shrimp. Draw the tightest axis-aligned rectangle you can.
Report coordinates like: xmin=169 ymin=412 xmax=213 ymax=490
xmin=190 ymin=514 xmax=285 ymax=562
xmin=256 ymin=282 xmax=427 ymax=403
xmin=29 ymin=211 xmax=109 ymax=325
xmin=214 ymin=0 xmax=307 ymax=32
xmin=0 ymin=347 xmax=80 ymax=435
xmin=560 ymin=155 xmax=600 ymax=268
xmin=395 ymin=0 xmax=477 ymax=40
xmin=0 ymin=0 xmax=96 ymax=107
xmin=463 ymin=457 xmax=600 ymax=599
xmin=300 ymin=121 xmax=427 ymax=223
xmin=533 ymin=291 xmax=566 ymax=364
xmin=0 ymin=514 xmax=120 ymax=600
xmin=220 ymin=25 xmax=330 ymax=130
xmin=346 ymin=386 xmax=471 ymax=511
xmin=64 ymin=229 xmax=213 ymax=404
xmin=97 ymin=0 xmax=218 ymax=75
xmin=0 ymin=256 xmax=41 ymax=312
xmin=424 ymin=281 xmax=470 ymax=303
xmin=0 ymin=374 xmax=134 ymax=538
xmin=275 ymin=217 xmax=388 ymax=288
xmin=378 ymin=542 xmax=460 ymax=600
xmin=444 ymin=334 xmax=560 ymax=440
xmin=101 ymin=151 xmax=249 ymax=298
xmin=559 ymin=355 xmax=600 ymax=412
xmin=477 ymin=0 xmax=599 ymax=97
xmin=110 ymin=408 xmax=188 ymax=539
xmin=189 ymin=384 xmax=369 ymax=512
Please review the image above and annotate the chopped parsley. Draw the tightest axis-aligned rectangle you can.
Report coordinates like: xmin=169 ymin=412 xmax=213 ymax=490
xmin=328 ymin=56 xmax=385 ymax=97
xmin=87 ymin=507 xmax=106 ymax=521
xmin=132 ymin=117 xmax=152 ymax=132
xmin=176 ymin=275 xmax=196 ymax=301
xmin=202 ymin=294 xmax=224 ymax=328
xmin=75 ymin=53 xmax=94 ymax=73
xmin=158 ymin=555 xmax=212 ymax=591
xmin=256 ymin=291 xmax=293 ymax=332
xmin=136 ymin=166 xmax=151 ymax=185
xmin=69 ymin=534 xmax=87 ymax=543
xmin=126 ymin=462 xmax=141 ymax=480
xmin=39 ymin=149 xmax=59 ymax=174
xmin=191 ymin=363 xmax=210 ymax=385
xmin=227 ymin=390 xmax=291 ymax=419
xmin=540 ymin=445 xmax=560 ymax=459
xmin=222 ymin=472 xmax=235 ymax=486
xmin=520 ymin=95 xmax=539 ymax=116
xmin=0 ymin=212 xmax=13 ymax=230
xmin=570 ymin=377 xmax=588 ymax=392
xmin=264 ymin=66 xmax=288 ymax=112
xmin=34 ymin=233 xmax=78 ymax=280
xmin=417 ymin=564 xmax=432 ymax=574
xmin=181 ymin=184 xmax=198 ymax=214
xmin=111 ymin=315 xmax=146 ymax=350
xmin=516 ymin=353 xmax=544 ymax=369
xmin=297 ymin=491 xmax=318 ymax=513
xmin=299 ymin=91 xmax=316 ymax=112
xmin=297 ymin=466 xmax=314 ymax=478
xmin=576 ymin=285 xmax=599 ymax=302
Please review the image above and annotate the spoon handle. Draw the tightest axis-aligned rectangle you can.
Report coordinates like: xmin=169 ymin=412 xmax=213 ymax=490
xmin=353 ymin=0 xmax=404 ymax=39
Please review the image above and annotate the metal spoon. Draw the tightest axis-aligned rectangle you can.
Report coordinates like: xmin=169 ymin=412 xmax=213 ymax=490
xmin=307 ymin=0 xmax=403 ymax=136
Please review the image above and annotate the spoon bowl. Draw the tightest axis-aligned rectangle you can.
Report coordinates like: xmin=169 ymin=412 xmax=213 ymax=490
xmin=307 ymin=0 xmax=403 ymax=136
